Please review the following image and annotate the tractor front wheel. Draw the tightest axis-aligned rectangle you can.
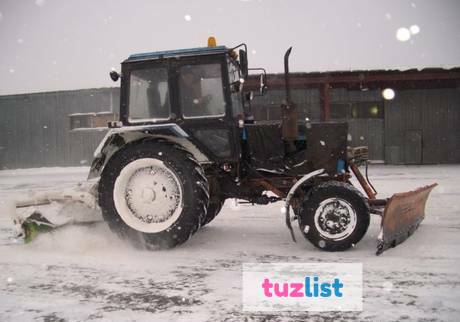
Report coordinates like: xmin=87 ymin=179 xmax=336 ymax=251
xmin=298 ymin=181 xmax=370 ymax=251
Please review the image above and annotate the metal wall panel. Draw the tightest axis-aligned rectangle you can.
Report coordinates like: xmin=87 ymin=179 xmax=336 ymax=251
xmin=250 ymin=89 xmax=320 ymax=121
xmin=1 ymin=85 xmax=459 ymax=169
xmin=330 ymin=89 xmax=385 ymax=161
xmin=0 ymin=88 xmax=119 ymax=169
xmin=384 ymin=88 xmax=460 ymax=164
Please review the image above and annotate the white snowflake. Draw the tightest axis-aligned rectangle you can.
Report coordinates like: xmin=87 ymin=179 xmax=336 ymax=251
xmin=382 ymin=88 xmax=395 ymax=100
xmin=184 ymin=14 xmax=192 ymax=22
xmin=410 ymin=25 xmax=420 ymax=35
xmin=396 ymin=27 xmax=411 ymax=42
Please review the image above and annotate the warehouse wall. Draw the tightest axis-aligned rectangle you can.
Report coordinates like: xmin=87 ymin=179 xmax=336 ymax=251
xmin=0 ymin=88 xmax=119 ymax=169
xmin=1 ymin=86 xmax=459 ymax=169
xmin=250 ymin=88 xmax=321 ymax=121
xmin=385 ymin=88 xmax=460 ymax=164
xmin=330 ymin=88 xmax=385 ymax=161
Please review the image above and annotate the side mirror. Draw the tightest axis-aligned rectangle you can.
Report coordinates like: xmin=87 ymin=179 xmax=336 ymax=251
xmin=239 ymin=49 xmax=248 ymax=79
xmin=109 ymin=70 xmax=120 ymax=82
xmin=259 ymin=73 xmax=268 ymax=94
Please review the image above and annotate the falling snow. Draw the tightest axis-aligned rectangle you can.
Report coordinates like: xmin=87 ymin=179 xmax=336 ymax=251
xmin=382 ymin=88 xmax=396 ymax=100
xmin=396 ymin=27 xmax=411 ymax=42
xmin=410 ymin=25 xmax=420 ymax=35
xmin=184 ymin=14 xmax=192 ymax=22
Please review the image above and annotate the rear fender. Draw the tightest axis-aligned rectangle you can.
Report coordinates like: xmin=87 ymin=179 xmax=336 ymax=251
xmin=87 ymin=124 xmax=210 ymax=179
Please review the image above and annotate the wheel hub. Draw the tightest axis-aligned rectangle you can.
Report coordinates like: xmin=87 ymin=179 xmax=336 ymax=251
xmin=314 ymin=198 xmax=357 ymax=241
xmin=113 ymin=158 xmax=183 ymax=233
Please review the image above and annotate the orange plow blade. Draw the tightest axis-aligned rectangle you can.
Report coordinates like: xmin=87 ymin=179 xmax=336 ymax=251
xmin=376 ymin=183 xmax=437 ymax=255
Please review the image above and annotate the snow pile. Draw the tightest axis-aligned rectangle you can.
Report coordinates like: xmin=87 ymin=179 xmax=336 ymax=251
xmin=27 ymin=222 xmax=128 ymax=254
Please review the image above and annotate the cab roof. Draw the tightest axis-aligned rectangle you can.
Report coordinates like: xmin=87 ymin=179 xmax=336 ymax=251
xmin=125 ymin=46 xmax=229 ymax=62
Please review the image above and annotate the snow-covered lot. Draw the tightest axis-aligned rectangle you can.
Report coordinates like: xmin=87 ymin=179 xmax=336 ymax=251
xmin=0 ymin=165 xmax=459 ymax=321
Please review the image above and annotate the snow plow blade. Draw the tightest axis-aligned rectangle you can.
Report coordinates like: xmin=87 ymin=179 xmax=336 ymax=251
xmin=376 ymin=183 xmax=437 ymax=255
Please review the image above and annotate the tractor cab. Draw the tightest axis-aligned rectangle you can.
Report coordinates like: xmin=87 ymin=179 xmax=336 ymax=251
xmin=112 ymin=43 xmax=251 ymax=166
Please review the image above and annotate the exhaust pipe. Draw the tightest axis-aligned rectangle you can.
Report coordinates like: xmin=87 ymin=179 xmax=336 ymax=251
xmin=281 ymin=47 xmax=298 ymax=149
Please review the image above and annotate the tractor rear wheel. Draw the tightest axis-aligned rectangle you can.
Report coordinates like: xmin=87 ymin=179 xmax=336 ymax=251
xmin=98 ymin=141 xmax=209 ymax=249
xmin=201 ymin=198 xmax=224 ymax=227
xmin=201 ymin=179 xmax=225 ymax=227
xmin=298 ymin=181 xmax=370 ymax=251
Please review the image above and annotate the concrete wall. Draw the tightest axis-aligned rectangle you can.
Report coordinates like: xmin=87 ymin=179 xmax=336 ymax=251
xmin=0 ymin=88 xmax=119 ymax=169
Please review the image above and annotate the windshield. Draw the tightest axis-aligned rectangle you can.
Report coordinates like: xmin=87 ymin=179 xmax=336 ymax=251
xmin=178 ymin=63 xmax=226 ymax=118
xmin=128 ymin=66 xmax=170 ymax=121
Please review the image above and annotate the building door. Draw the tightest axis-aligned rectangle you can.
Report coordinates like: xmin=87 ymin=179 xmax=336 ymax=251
xmin=404 ymin=130 xmax=422 ymax=164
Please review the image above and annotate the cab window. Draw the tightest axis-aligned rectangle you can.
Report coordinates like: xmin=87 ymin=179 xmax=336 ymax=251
xmin=179 ymin=63 xmax=226 ymax=118
xmin=128 ymin=67 xmax=170 ymax=121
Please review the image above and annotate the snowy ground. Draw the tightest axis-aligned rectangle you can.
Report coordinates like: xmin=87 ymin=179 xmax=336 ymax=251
xmin=0 ymin=165 xmax=459 ymax=322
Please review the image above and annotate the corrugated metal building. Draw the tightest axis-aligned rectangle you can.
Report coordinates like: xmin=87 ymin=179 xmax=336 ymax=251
xmin=0 ymin=68 xmax=459 ymax=169
xmin=0 ymin=88 xmax=118 ymax=169
xmin=246 ymin=68 xmax=460 ymax=164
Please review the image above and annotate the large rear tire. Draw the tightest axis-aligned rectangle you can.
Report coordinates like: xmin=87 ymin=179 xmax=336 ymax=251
xmin=201 ymin=178 xmax=225 ymax=227
xmin=201 ymin=199 xmax=224 ymax=227
xmin=298 ymin=181 xmax=370 ymax=251
xmin=98 ymin=141 xmax=209 ymax=249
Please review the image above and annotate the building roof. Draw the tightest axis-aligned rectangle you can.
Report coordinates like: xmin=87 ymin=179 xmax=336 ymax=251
xmin=246 ymin=67 xmax=460 ymax=90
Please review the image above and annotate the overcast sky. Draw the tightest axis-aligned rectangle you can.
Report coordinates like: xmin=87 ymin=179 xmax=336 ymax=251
xmin=0 ymin=0 xmax=459 ymax=95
